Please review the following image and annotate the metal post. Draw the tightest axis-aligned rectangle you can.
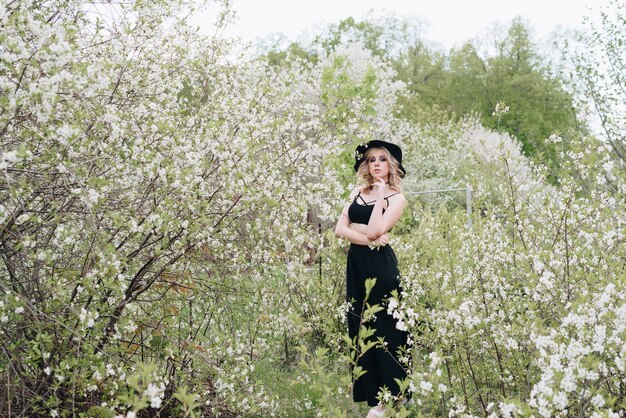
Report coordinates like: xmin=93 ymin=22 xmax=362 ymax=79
xmin=318 ymin=222 xmax=322 ymax=281
xmin=466 ymin=188 xmax=472 ymax=227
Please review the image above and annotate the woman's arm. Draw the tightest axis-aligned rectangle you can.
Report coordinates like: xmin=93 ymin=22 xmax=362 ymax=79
xmin=335 ymin=205 xmax=375 ymax=245
xmin=334 ymin=187 xmax=388 ymax=246
xmin=366 ymin=180 xmax=407 ymax=240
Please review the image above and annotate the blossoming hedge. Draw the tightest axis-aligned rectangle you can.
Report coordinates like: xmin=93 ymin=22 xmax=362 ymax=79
xmin=1 ymin=1 xmax=624 ymax=417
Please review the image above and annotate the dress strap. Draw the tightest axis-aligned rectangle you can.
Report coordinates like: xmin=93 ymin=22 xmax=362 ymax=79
xmin=384 ymin=192 xmax=400 ymax=205
xmin=356 ymin=193 xmax=369 ymax=205
xmin=356 ymin=191 xmax=400 ymax=205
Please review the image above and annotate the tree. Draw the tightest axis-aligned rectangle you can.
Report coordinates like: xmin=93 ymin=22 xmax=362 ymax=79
xmin=482 ymin=18 xmax=581 ymax=164
xmin=0 ymin=1 xmax=364 ymax=414
xmin=394 ymin=18 xmax=582 ymax=175
xmin=574 ymin=0 xmax=626 ymax=162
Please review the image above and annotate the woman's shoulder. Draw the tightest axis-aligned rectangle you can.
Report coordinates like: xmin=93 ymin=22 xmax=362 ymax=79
xmin=386 ymin=189 xmax=405 ymax=199
xmin=386 ymin=190 xmax=407 ymax=206
xmin=348 ymin=186 xmax=363 ymax=201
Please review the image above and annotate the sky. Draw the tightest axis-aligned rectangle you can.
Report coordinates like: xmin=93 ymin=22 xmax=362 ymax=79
xmin=212 ymin=0 xmax=604 ymax=50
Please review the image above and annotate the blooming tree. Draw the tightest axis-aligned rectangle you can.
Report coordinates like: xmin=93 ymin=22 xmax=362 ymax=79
xmin=0 ymin=0 xmax=372 ymax=414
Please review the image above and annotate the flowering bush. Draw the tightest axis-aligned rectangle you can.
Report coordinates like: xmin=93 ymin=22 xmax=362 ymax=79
xmin=1 ymin=1 xmax=624 ymax=417
xmin=0 ymin=0 xmax=356 ymax=415
xmin=386 ymin=129 xmax=625 ymax=417
xmin=529 ymin=281 xmax=625 ymax=417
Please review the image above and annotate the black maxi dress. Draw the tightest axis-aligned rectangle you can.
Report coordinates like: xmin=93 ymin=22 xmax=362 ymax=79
xmin=346 ymin=192 xmax=408 ymax=407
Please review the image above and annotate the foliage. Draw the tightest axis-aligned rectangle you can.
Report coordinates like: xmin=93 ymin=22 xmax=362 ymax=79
xmin=262 ymin=15 xmax=584 ymax=174
xmin=1 ymin=1 xmax=624 ymax=417
xmin=386 ymin=130 xmax=626 ymax=416
xmin=397 ymin=18 xmax=582 ymax=177
xmin=573 ymin=0 xmax=626 ymax=163
xmin=0 ymin=0 xmax=356 ymax=415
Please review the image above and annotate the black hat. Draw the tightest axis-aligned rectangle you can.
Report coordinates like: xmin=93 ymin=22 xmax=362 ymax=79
xmin=354 ymin=140 xmax=406 ymax=177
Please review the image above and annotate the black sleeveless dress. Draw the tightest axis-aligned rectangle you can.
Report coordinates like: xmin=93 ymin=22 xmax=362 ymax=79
xmin=346 ymin=192 xmax=408 ymax=406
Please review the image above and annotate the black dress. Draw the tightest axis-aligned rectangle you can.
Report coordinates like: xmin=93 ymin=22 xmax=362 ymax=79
xmin=346 ymin=192 xmax=408 ymax=407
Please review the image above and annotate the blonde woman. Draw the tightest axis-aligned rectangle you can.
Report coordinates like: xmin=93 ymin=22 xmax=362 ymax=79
xmin=335 ymin=140 xmax=409 ymax=417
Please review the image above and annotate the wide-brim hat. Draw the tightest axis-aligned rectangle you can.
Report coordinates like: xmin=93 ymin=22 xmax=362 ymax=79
xmin=354 ymin=140 xmax=406 ymax=177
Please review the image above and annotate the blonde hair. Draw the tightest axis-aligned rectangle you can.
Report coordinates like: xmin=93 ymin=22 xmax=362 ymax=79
xmin=357 ymin=147 xmax=404 ymax=193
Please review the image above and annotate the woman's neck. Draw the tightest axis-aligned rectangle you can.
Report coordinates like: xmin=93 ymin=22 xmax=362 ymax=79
xmin=366 ymin=183 xmax=392 ymax=193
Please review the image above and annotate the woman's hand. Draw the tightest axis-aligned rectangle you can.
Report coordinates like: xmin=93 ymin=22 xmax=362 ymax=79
xmin=372 ymin=232 xmax=389 ymax=247
xmin=372 ymin=177 xmax=386 ymax=199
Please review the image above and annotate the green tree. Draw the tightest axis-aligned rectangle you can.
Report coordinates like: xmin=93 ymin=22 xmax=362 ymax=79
xmin=481 ymin=19 xmax=581 ymax=162
xmin=263 ymin=41 xmax=319 ymax=67
xmin=395 ymin=18 xmax=583 ymax=174
xmin=393 ymin=41 xmax=450 ymax=123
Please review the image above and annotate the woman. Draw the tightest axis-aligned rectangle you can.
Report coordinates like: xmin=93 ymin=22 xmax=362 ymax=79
xmin=334 ymin=140 xmax=409 ymax=418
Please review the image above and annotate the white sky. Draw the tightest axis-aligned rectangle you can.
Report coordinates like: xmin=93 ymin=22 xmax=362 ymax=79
xmin=213 ymin=0 xmax=605 ymax=50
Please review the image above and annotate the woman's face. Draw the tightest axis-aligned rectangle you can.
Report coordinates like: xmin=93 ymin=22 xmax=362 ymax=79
xmin=367 ymin=148 xmax=389 ymax=180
